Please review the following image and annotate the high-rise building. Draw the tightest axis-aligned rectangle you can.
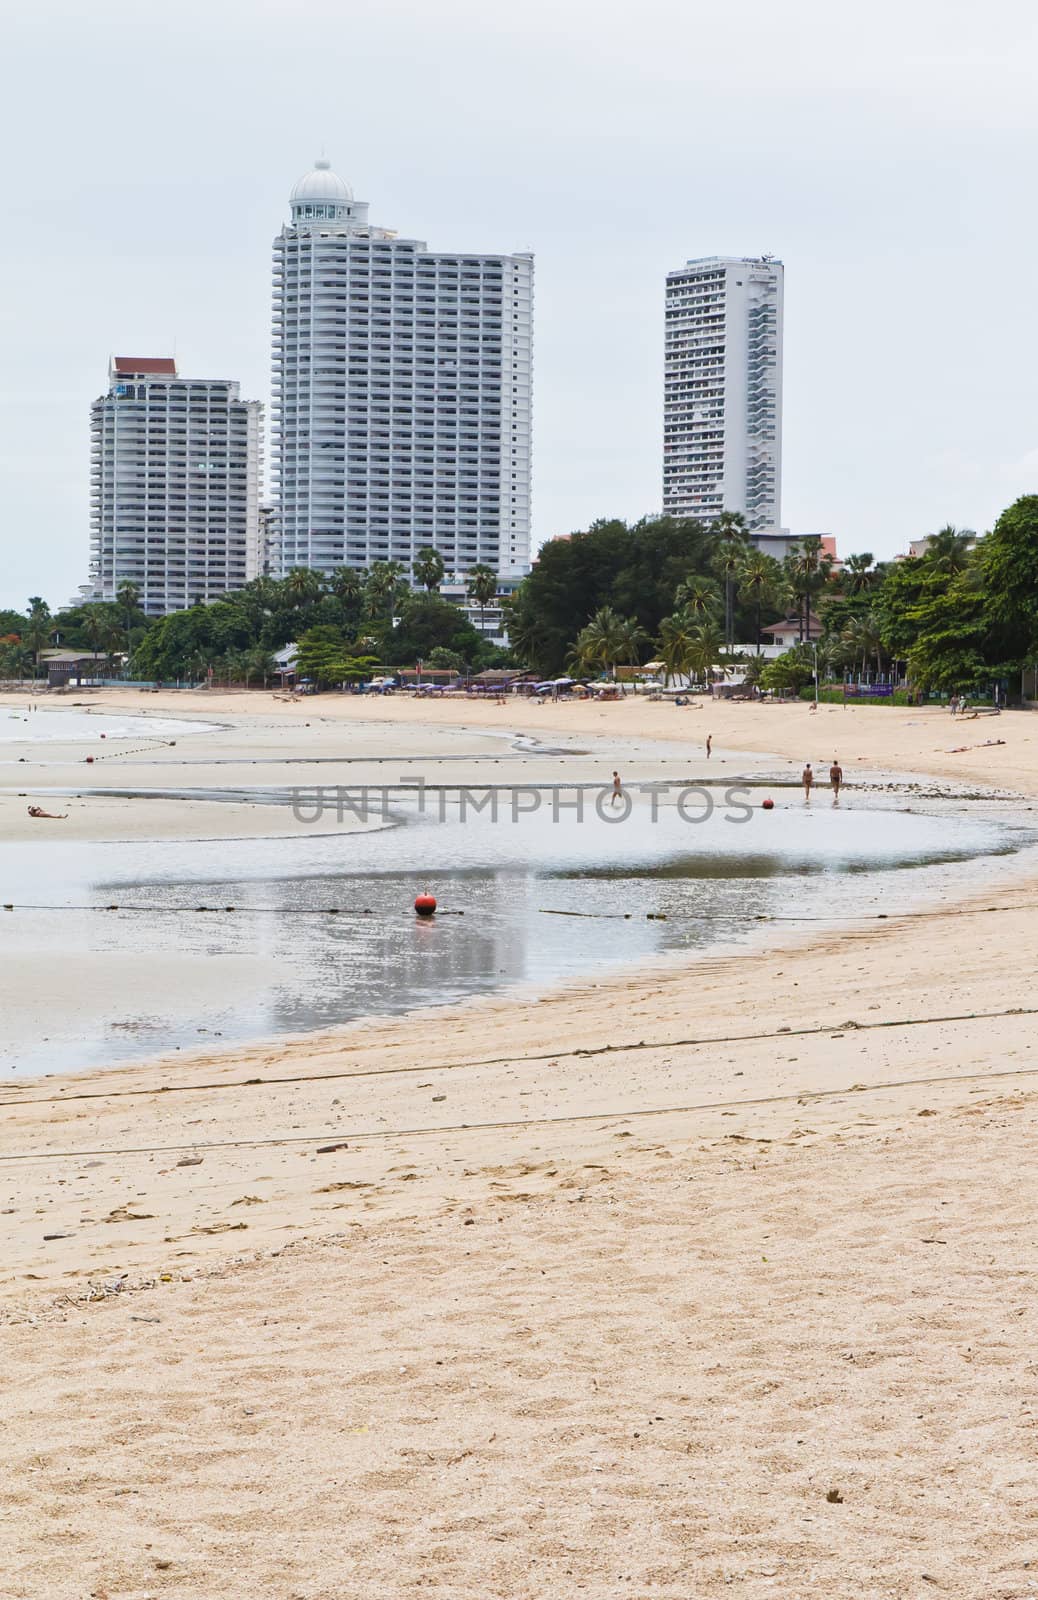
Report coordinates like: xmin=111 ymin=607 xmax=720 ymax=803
xmin=89 ymin=357 xmax=262 ymax=615
xmin=662 ymin=256 xmax=783 ymax=530
xmin=272 ymin=158 xmax=533 ymax=581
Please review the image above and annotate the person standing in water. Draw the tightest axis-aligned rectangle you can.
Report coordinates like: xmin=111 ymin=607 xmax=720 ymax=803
xmin=829 ymin=757 xmax=843 ymax=802
xmin=706 ymin=734 xmax=712 ymax=760
xmin=802 ymin=762 xmax=814 ymax=801
xmin=611 ymin=770 xmax=623 ymax=807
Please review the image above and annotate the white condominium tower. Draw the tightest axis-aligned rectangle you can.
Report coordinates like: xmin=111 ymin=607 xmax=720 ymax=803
xmin=272 ymin=158 xmax=533 ymax=580
xmin=89 ymin=358 xmax=262 ymax=616
xmin=663 ymin=255 xmax=783 ymax=530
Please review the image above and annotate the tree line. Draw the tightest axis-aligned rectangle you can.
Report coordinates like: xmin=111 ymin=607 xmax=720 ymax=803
xmin=504 ymin=498 xmax=1038 ymax=697
xmin=4 ymin=499 xmax=1038 ymax=697
xmin=0 ymin=553 xmax=506 ymax=687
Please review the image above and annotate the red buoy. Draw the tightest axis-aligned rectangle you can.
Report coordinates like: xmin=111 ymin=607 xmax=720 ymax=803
xmin=85 ymin=755 xmax=95 ymax=764
xmin=414 ymin=892 xmax=437 ymax=918
xmin=762 ymin=797 xmax=774 ymax=810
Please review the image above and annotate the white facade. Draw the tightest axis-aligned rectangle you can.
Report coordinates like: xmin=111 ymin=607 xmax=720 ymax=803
xmin=272 ymin=159 xmax=533 ymax=582
xmin=749 ymin=529 xmax=838 ymax=565
xmin=663 ymin=256 xmax=783 ymax=530
xmin=89 ymin=358 xmax=262 ymax=616
xmin=439 ymin=573 xmax=522 ymax=648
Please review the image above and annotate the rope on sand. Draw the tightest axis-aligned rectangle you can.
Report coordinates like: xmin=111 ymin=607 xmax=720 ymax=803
xmin=3 ymin=1003 xmax=1037 ymax=1111
xmin=2 ymin=1054 xmax=1037 ymax=1165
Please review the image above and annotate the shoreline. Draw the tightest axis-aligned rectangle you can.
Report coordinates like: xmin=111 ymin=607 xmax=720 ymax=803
xmin=3 ymin=692 xmax=1038 ymax=1595
xmin=1 ymin=691 xmax=1035 ymax=1095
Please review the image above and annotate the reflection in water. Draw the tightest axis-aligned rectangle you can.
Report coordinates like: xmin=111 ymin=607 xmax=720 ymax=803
xmin=0 ymin=797 xmax=1033 ymax=1076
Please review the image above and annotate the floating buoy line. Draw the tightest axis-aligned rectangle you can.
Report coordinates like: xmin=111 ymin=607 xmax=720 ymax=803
xmin=0 ymin=899 xmax=1031 ymax=925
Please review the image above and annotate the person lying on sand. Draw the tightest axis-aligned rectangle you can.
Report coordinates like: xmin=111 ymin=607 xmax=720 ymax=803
xmin=27 ymin=805 xmax=68 ymax=820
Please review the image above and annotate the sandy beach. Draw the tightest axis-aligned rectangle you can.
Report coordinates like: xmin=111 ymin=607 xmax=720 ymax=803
xmin=2 ymin=688 xmax=1037 ymax=1597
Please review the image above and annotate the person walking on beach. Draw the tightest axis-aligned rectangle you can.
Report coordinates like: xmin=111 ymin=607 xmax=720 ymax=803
xmin=829 ymin=758 xmax=843 ymax=802
xmin=706 ymin=734 xmax=712 ymax=759
xmin=802 ymin=762 xmax=814 ymax=801
xmin=611 ymin=770 xmax=623 ymax=808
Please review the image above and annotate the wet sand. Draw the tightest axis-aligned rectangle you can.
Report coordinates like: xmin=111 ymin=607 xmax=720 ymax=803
xmin=2 ymin=688 xmax=1037 ymax=1597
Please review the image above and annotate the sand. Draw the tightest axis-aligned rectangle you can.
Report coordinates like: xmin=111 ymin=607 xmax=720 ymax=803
xmin=2 ymin=687 xmax=1037 ymax=1597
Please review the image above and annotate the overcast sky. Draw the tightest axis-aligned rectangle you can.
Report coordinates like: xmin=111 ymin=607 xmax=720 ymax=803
xmin=2 ymin=0 xmax=1037 ymax=609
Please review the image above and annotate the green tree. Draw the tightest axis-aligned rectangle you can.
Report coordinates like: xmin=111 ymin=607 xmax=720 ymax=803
xmin=674 ymin=575 xmax=721 ymax=620
xmin=925 ymin=525 xmax=975 ymax=577
xmin=841 ymin=611 xmax=886 ymax=679
xmin=285 ymin=567 xmax=324 ymax=607
xmin=906 ymin=576 xmax=987 ymax=695
xmin=242 ymin=645 xmax=277 ymax=688
xmin=24 ymin=597 xmax=52 ymax=678
xmin=466 ymin=564 xmax=499 ymax=639
xmin=978 ymin=497 xmax=1038 ymax=666
xmin=116 ymin=580 xmax=143 ymax=661
xmin=569 ymin=606 xmax=630 ymax=679
xmin=842 ymin=552 xmax=877 ymax=596
xmin=737 ymin=551 xmax=782 ymax=654
xmin=101 ymin=610 xmax=126 ymax=675
xmin=427 ymin=646 xmax=464 ymax=673
xmin=657 ymin=612 xmax=697 ymax=685
xmin=615 ymin=616 xmax=649 ymax=678
xmin=760 ymin=646 xmax=815 ymax=694
xmin=687 ymin=620 xmax=726 ymax=685
xmin=81 ymin=605 xmax=107 ymax=668
xmin=502 ymin=587 xmax=556 ymax=674
xmin=388 ymin=592 xmax=483 ymax=665
xmin=504 ymin=516 xmax=711 ymax=676
xmin=413 ymin=547 xmax=446 ymax=593
xmin=365 ymin=560 xmax=408 ymax=623
xmin=785 ymin=536 xmax=833 ymax=642
xmin=295 ymin=626 xmax=380 ymax=689
xmin=709 ymin=511 xmax=751 ymax=649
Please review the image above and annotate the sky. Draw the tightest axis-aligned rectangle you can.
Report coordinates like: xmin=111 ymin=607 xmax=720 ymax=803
xmin=2 ymin=0 xmax=1038 ymax=610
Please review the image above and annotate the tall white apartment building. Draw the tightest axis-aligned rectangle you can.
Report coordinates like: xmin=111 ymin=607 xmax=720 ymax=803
xmin=272 ymin=159 xmax=533 ymax=581
xmin=663 ymin=256 xmax=783 ymax=530
xmin=89 ymin=357 xmax=262 ymax=615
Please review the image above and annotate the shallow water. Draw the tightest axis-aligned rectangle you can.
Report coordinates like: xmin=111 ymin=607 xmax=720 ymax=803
xmin=1 ymin=793 xmax=1034 ymax=1077
xmin=0 ymin=709 xmax=216 ymax=744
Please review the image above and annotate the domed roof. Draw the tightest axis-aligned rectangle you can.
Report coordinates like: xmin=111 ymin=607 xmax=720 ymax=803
xmin=290 ymin=158 xmax=353 ymax=205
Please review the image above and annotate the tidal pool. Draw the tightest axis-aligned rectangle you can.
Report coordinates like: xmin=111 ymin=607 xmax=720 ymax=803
xmin=0 ymin=708 xmax=217 ymax=743
xmin=0 ymin=794 xmax=1032 ymax=1077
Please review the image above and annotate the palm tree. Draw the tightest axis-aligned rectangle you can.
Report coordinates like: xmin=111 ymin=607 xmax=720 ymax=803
xmin=786 ymin=536 xmax=833 ymax=641
xmin=709 ymin=511 xmax=750 ymax=649
xmin=413 ymin=547 xmax=445 ymax=593
xmin=842 ymin=552 xmax=876 ymax=596
xmin=116 ymin=580 xmax=141 ymax=661
xmin=503 ymin=591 xmax=553 ymax=674
xmin=615 ymin=616 xmax=649 ymax=688
xmin=674 ymin=575 xmax=721 ymax=620
xmin=466 ymin=563 xmax=498 ymax=639
xmin=365 ymin=559 xmax=408 ymax=622
xmin=658 ymin=611 xmax=697 ymax=685
xmin=569 ymin=606 xmax=629 ymax=679
xmin=24 ymin=597 xmax=51 ymax=679
xmin=329 ymin=565 xmax=366 ymax=605
xmin=688 ymin=621 xmax=725 ymax=687
xmin=243 ymin=646 xmax=277 ymax=689
xmin=741 ymin=653 xmax=766 ymax=692
xmin=842 ymin=612 xmax=885 ymax=680
xmin=737 ymin=551 xmax=781 ymax=654
xmin=101 ymin=611 xmax=126 ymax=677
xmin=81 ymin=605 xmax=107 ymax=671
xmin=285 ymin=567 xmax=324 ymax=607
xmin=925 ymin=525 xmax=974 ymax=576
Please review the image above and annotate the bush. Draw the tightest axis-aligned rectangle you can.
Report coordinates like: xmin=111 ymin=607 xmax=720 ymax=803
xmin=798 ymin=686 xmax=951 ymax=707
